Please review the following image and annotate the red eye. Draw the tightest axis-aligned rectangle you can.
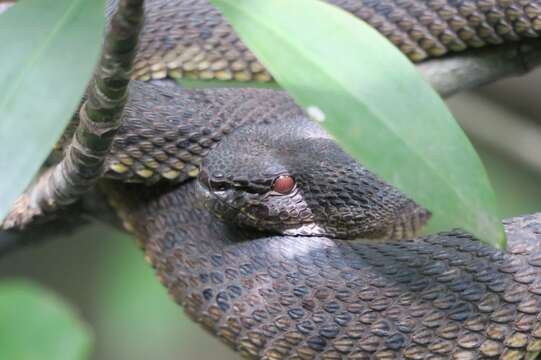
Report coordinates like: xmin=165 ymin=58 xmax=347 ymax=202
xmin=272 ymin=175 xmax=295 ymax=194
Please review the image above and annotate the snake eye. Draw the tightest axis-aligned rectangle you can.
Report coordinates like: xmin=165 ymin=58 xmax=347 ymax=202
xmin=272 ymin=175 xmax=295 ymax=194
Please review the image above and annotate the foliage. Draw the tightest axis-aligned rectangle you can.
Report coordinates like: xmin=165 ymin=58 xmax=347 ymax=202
xmin=0 ymin=0 xmax=103 ymax=357
xmin=0 ymin=0 xmax=104 ymax=221
xmin=211 ymin=0 xmax=505 ymax=249
xmin=0 ymin=281 xmax=92 ymax=360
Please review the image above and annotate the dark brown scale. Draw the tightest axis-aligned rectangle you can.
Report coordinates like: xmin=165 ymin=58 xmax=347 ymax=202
xmin=95 ymin=1 xmax=541 ymax=357
xmin=102 ymin=81 xmax=303 ymax=183
xmin=98 ymin=82 xmax=428 ymax=240
xmin=131 ymin=0 xmax=541 ymax=81
xmin=105 ymin=181 xmax=541 ymax=359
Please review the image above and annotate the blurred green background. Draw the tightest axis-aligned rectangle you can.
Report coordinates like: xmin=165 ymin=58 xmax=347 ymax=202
xmin=0 ymin=70 xmax=540 ymax=359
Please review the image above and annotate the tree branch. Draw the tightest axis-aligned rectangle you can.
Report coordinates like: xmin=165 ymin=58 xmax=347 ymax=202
xmin=0 ymin=187 xmax=125 ymax=258
xmin=1 ymin=0 xmax=144 ymax=230
xmin=0 ymin=209 xmax=88 ymax=258
xmin=419 ymin=40 xmax=541 ymax=98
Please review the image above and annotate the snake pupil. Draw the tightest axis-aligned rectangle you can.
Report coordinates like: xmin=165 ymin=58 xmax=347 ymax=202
xmin=272 ymin=175 xmax=295 ymax=194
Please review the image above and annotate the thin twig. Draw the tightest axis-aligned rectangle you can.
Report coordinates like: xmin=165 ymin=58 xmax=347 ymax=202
xmin=0 ymin=209 xmax=89 ymax=258
xmin=1 ymin=0 xmax=144 ymax=230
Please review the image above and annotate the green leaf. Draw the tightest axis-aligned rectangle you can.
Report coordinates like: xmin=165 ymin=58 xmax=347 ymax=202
xmin=210 ymin=0 xmax=505 ymax=249
xmin=0 ymin=0 xmax=105 ymax=221
xmin=0 ymin=280 xmax=92 ymax=360
xmin=95 ymin=231 xmax=236 ymax=360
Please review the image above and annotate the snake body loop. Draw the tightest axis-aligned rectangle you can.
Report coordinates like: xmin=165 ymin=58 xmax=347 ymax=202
xmin=100 ymin=80 xmax=541 ymax=358
xmin=107 ymin=180 xmax=541 ymax=359
xmin=133 ymin=0 xmax=541 ymax=81
xmin=93 ymin=0 xmax=541 ymax=358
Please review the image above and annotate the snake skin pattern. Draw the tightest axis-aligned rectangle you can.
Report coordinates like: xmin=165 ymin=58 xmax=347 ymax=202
xmin=89 ymin=79 xmax=541 ymax=357
xmin=197 ymin=114 xmax=431 ymax=240
xmin=95 ymin=81 xmax=303 ymax=183
xmin=87 ymin=81 xmax=428 ymax=239
xmin=93 ymin=0 xmax=541 ymax=358
xmin=132 ymin=0 xmax=541 ymax=81
xmin=106 ymin=180 xmax=541 ymax=360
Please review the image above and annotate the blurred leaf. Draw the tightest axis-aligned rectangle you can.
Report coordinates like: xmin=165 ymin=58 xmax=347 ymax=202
xmin=211 ymin=0 xmax=505 ymax=248
xmin=0 ymin=0 xmax=105 ymax=221
xmin=94 ymin=232 xmax=236 ymax=360
xmin=0 ymin=280 xmax=92 ymax=360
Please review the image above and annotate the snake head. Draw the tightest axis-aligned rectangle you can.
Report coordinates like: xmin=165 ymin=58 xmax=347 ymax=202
xmin=197 ymin=116 xmax=431 ymax=240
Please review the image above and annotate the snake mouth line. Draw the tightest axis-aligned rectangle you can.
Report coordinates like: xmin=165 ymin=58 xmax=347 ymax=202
xmin=196 ymin=181 xmax=390 ymax=241
xmin=197 ymin=180 xmax=419 ymax=242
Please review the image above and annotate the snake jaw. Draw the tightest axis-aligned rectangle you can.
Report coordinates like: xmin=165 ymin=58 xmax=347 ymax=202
xmin=281 ymin=223 xmax=327 ymax=237
xmin=196 ymin=179 xmax=321 ymax=234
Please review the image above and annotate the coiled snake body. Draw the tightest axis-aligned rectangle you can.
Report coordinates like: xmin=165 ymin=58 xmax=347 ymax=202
xmin=96 ymin=0 xmax=541 ymax=358
xmin=133 ymin=0 xmax=541 ymax=82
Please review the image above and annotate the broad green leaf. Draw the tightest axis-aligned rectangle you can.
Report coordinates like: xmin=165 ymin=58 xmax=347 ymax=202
xmin=210 ymin=0 xmax=505 ymax=248
xmin=0 ymin=280 xmax=92 ymax=360
xmin=0 ymin=0 xmax=105 ymax=221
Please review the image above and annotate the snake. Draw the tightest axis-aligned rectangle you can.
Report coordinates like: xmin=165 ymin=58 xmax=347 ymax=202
xmin=132 ymin=0 xmax=541 ymax=82
xmin=80 ymin=0 xmax=541 ymax=358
